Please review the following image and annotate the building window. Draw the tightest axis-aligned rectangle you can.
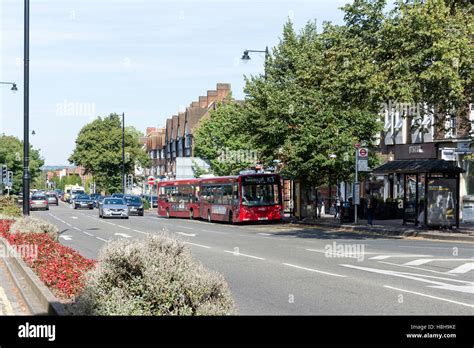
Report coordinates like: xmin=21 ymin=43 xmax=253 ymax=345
xmin=465 ymin=159 xmax=474 ymax=196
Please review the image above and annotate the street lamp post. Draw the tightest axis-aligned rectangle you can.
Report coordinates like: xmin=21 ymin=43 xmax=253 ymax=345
xmin=241 ymin=46 xmax=269 ymax=79
xmin=0 ymin=82 xmax=18 ymax=92
xmin=122 ymin=112 xmax=125 ymax=194
xmin=23 ymin=0 xmax=30 ymax=215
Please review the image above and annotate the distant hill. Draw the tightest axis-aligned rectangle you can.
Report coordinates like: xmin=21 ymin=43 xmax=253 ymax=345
xmin=41 ymin=165 xmax=76 ymax=171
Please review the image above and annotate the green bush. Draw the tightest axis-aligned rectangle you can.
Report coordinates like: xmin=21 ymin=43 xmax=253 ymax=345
xmin=0 ymin=196 xmax=22 ymax=217
xmin=142 ymin=199 xmax=150 ymax=210
xmin=68 ymin=234 xmax=235 ymax=315
xmin=10 ymin=216 xmax=59 ymax=241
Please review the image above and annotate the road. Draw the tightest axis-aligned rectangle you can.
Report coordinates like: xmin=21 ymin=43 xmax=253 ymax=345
xmin=32 ymin=202 xmax=474 ymax=315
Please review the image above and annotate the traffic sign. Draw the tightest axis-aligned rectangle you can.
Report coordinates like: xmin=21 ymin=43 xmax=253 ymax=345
xmin=147 ymin=176 xmax=155 ymax=185
xmin=358 ymin=148 xmax=368 ymax=157
xmin=354 ymin=143 xmax=361 ymax=149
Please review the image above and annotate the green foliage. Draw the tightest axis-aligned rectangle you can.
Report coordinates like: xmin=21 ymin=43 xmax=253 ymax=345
xmin=0 ymin=196 xmax=22 ymax=217
xmin=68 ymin=235 xmax=235 ymax=315
xmin=0 ymin=135 xmax=44 ymax=195
xmin=244 ymin=19 xmax=381 ymax=185
xmin=68 ymin=114 xmax=150 ymax=194
xmin=193 ymin=100 xmax=257 ymax=176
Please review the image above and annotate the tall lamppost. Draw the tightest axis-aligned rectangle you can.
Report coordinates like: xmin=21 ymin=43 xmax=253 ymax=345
xmin=0 ymin=82 xmax=18 ymax=92
xmin=122 ymin=112 xmax=125 ymax=194
xmin=23 ymin=0 xmax=30 ymax=215
xmin=241 ymin=46 xmax=269 ymax=79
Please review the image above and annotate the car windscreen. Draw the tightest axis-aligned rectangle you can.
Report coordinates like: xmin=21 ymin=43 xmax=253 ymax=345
xmin=77 ymin=195 xmax=90 ymax=200
xmin=124 ymin=196 xmax=141 ymax=203
xmin=104 ymin=199 xmax=125 ymax=205
xmin=72 ymin=190 xmax=85 ymax=195
xmin=46 ymin=194 xmax=56 ymax=197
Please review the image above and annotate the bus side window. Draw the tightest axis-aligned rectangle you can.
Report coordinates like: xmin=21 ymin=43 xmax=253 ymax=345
xmin=233 ymin=183 xmax=239 ymax=204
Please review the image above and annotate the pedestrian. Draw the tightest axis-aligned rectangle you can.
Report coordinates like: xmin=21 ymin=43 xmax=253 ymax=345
xmin=335 ymin=195 xmax=341 ymax=220
xmin=317 ymin=194 xmax=323 ymax=218
xmin=367 ymin=191 xmax=375 ymax=226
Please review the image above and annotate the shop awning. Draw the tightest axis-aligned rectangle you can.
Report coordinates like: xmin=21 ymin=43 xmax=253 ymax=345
xmin=372 ymin=159 xmax=465 ymax=174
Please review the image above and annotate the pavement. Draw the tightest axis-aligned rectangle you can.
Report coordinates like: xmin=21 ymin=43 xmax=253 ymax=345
xmin=0 ymin=257 xmax=30 ymax=315
xmin=285 ymin=214 xmax=474 ymax=243
xmin=10 ymin=201 xmax=470 ymax=315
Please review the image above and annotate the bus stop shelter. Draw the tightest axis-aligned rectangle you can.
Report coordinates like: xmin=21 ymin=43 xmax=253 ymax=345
xmin=372 ymin=159 xmax=464 ymax=228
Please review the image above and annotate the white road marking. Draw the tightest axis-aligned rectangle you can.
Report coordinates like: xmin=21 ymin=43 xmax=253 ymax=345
xmin=404 ymin=258 xmax=474 ymax=266
xmin=398 ymin=245 xmax=467 ymax=250
xmin=0 ymin=286 xmax=14 ymax=315
xmin=65 ymin=223 xmax=72 ymax=227
xmin=175 ymin=225 xmax=194 ymax=230
xmin=258 ymin=233 xmax=272 ymax=236
xmin=377 ymin=261 xmax=459 ymax=276
xmin=59 ymin=235 xmax=73 ymax=241
xmin=106 ymin=222 xmax=115 ymax=226
xmin=71 ymin=216 xmax=78 ymax=219
xmin=83 ymin=232 xmax=93 ymax=236
xmin=116 ymin=225 xmax=131 ymax=230
xmin=384 ymin=285 xmax=474 ymax=308
xmin=340 ymin=264 xmax=474 ymax=294
xmin=224 ymin=250 xmax=266 ymax=260
xmin=73 ymin=227 xmax=81 ymax=231
xmin=177 ymin=232 xmax=196 ymax=237
xmin=370 ymin=254 xmax=431 ymax=260
xmin=283 ymin=263 xmax=346 ymax=278
xmin=133 ymin=229 xmax=150 ymax=235
xmin=114 ymin=233 xmax=131 ymax=238
xmin=96 ymin=237 xmax=109 ymax=242
xmin=447 ymin=263 xmax=474 ymax=274
xmin=200 ymin=229 xmax=229 ymax=235
xmin=183 ymin=242 xmax=211 ymax=249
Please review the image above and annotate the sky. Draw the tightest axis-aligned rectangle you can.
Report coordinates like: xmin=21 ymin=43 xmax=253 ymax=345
xmin=1 ymin=0 xmax=352 ymax=165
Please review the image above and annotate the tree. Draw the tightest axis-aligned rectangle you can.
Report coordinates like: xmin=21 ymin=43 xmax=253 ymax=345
xmin=193 ymin=100 xmax=257 ymax=176
xmin=68 ymin=114 xmax=150 ymax=194
xmin=244 ymin=20 xmax=381 ymax=186
xmin=0 ymin=134 xmax=44 ymax=194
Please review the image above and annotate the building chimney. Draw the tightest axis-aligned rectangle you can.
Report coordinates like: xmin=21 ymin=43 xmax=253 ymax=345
xmin=207 ymin=90 xmax=218 ymax=107
xmin=199 ymin=96 xmax=207 ymax=108
xmin=216 ymin=83 xmax=231 ymax=101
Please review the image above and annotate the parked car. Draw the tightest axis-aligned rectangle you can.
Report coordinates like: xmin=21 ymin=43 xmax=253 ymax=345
xmin=73 ymin=195 xmax=94 ymax=210
xmin=123 ymin=195 xmax=144 ymax=216
xmin=99 ymin=198 xmax=129 ymax=219
xmin=30 ymin=194 xmax=49 ymax=211
xmin=112 ymin=193 xmax=125 ymax=199
xmin=45 ymin=191 xmax=59 ymax=205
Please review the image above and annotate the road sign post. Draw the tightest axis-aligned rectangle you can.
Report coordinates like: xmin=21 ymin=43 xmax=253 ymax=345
xmin=354 ymin=147 xmax=359 ymax=224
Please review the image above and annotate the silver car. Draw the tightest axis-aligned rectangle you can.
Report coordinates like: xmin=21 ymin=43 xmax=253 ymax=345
xmin=98 ymin=198 xmax=129 ymax=219
xmin=30 ymin=194 xmax=49 ymax=211
xmin=46 ymin=192 xmax=59 ymax=205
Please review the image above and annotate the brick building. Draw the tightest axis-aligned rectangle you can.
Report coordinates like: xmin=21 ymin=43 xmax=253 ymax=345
xmin=143 ymin=83 xmax=231 ymax=179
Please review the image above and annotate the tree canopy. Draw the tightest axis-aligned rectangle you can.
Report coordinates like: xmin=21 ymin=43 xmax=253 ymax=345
xmin=68 ymin=114 xmax=150 ymax=194
xmin=0 ymin=134 xmax=44 ymax=194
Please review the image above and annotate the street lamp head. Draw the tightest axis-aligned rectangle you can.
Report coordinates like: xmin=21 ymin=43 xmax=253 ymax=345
xmin=11 ymin=84 xmax=18 ymax=92
xmin=31 ymin=130 xmax=36 ymax=135
xmin=329 ymin=154 xmax=337 ymax=159
xmin=241 ymin=50 xmax=251 ymax=62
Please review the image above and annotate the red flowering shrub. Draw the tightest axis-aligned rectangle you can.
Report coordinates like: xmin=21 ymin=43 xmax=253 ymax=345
xmin=0 ymin=219 xmax=96 ymax=300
